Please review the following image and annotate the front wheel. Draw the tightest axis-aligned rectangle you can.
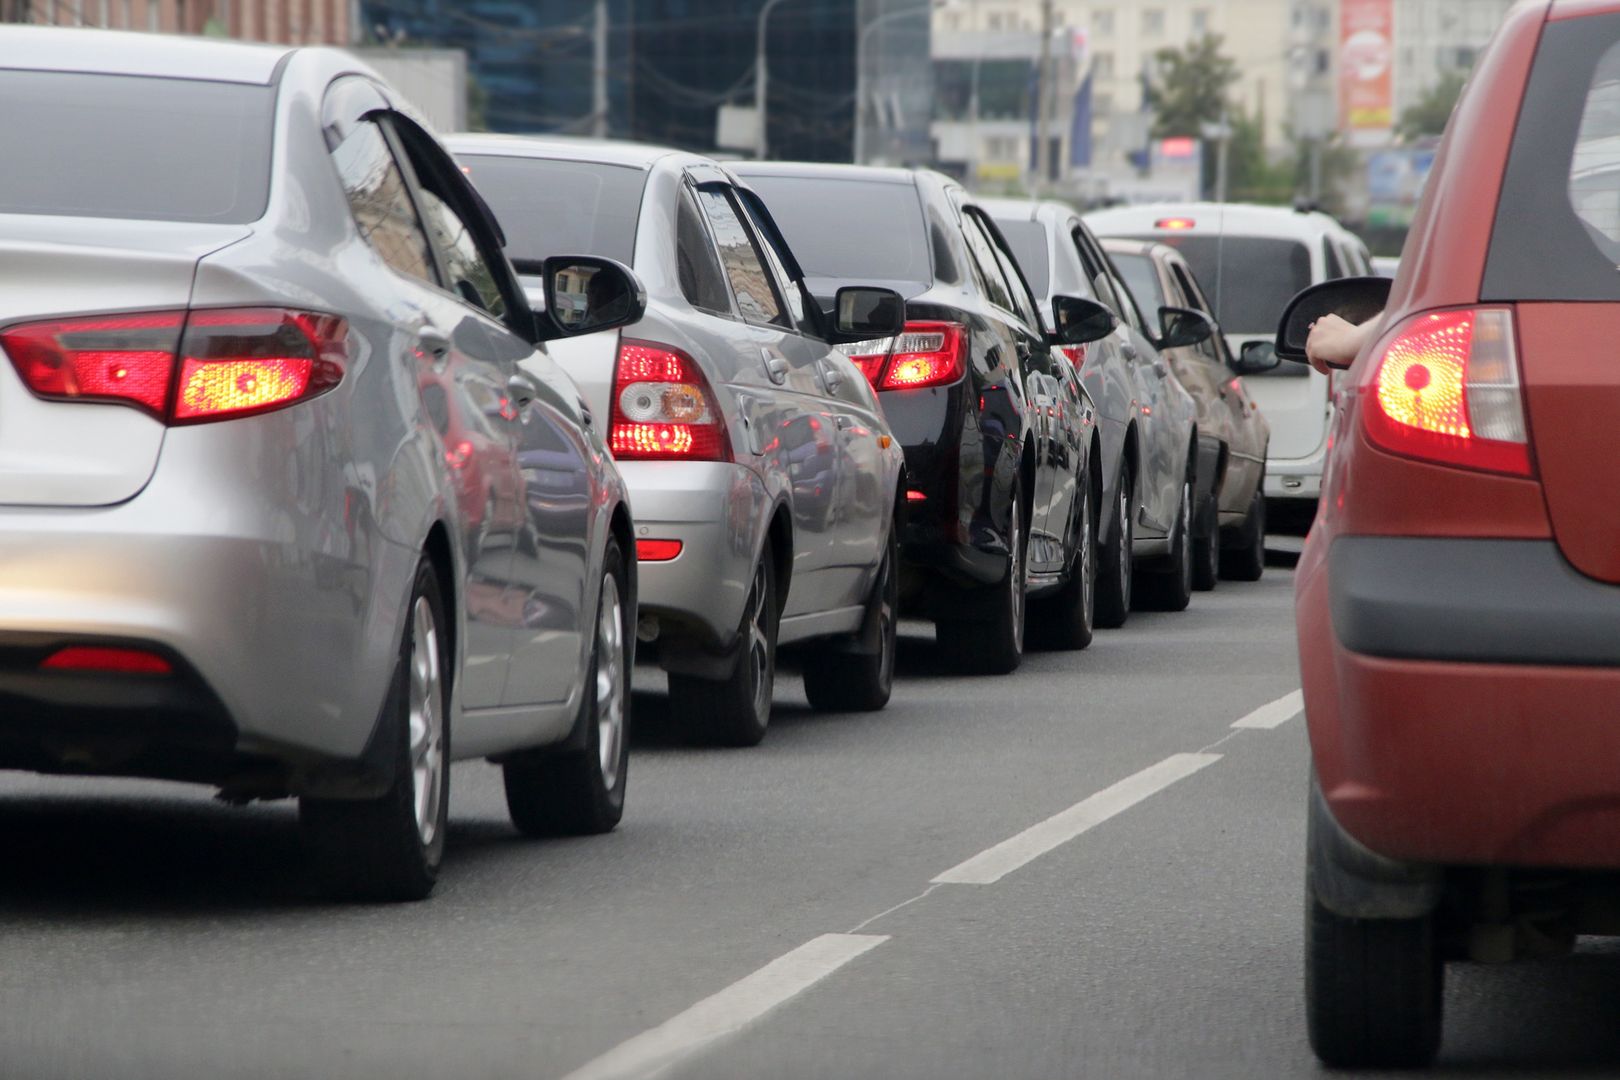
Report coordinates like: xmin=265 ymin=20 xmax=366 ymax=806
xmin=504 ymin=536 xmax=631 ymax=836
xmin=1191 ymin=489 xmax=1219 ymax=592
xmin=670 ymin=546 xmax=778 ymax=746
xmin=803 ymin=518 xmax=898 ymax=712
xmin=1029 ymin=474 xmax=1095 ymax=651
xmin=1134 ymin=471 xmax=1193 ymax=612
xmin=1220 ymin=480 xmax=1266 ymax=582
xmin=937 ymin=487 xmax=1026 ymax=675
xmin=302 ymin=558 xmax=449 ymax=902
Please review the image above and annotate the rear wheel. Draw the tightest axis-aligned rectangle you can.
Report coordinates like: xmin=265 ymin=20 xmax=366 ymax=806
xmin=803 ymin=519 xmax=898 ymax=712
xmin=302 ymin=558 xmax=448 ymax=902
xmin=937 ymin=487 xmax=1026 ymax=675
xmin=1191 ymin=490 xmax=1219 ymax=592
xmin=670 ymin=547 xmax=777 ymax=747
xmin=1029 ymin=474 xmax=1095 ymax=651
xmin=504 ymin=537 xmax=631 ymax=836
xmin=1220 ymin=480 xmax=1267 ymax=582
xmin=1094 ymin=462 xmax=1134 ymax=629
xmin=1135 ymin=471 xmax=1193 ymax=612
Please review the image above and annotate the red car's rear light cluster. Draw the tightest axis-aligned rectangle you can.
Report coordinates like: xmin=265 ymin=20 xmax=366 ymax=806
xmin=0 ymin=308 xmax=347 ymax=425
xmin=845 ymin=321 xmax=967 ymax=390
xmin=1363 ymin=307 xmax=1531 ymax=477
xmin=608 ymin=339 xmax=731 ymax=462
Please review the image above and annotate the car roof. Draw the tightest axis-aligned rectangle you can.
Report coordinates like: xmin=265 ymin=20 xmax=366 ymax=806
xmin=1099 ymin=237 xmax=1159 ymax=257
xmin=729 ymin=161 xmax=922 ymax=186
xmin=443 ymin=133 xmax=697 ymax=171
xmin=0 ymin=25 xmax=292 ymax=84
xmin=977 ymin=196 xmax=1078 ymax=225
xmin=1086 ymin=201 xmax=1350 ymax=242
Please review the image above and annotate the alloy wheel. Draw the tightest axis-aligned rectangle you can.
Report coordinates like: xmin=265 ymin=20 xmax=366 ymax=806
xmin=408 ymin=595 xmax=445 ymax=848
xmin=1118 ymin=479 xmax=1133 ymax=609
xmin=1178 ymin=479 xmax=1193 ymax=593
xmin=595 ymin=572 xmax=626 ymax=789
xmin=1009 ymin=499 xmax=1025 ymax=654
xmin=744 ymin=560 xmax=772 ymax=723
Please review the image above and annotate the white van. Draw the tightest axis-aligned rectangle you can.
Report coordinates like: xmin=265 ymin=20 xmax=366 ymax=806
xmin=1086 ymin=202 xmax=1371 ymax=531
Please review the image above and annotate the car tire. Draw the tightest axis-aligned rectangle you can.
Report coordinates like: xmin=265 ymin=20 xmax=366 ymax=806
xmin=1191 ymin=490 xmax=1219 ymax=593
xmin=669 ymin=545 xmax=778 ymax=747
xmin=1094 ymin=461 xmax=1134 ymax=629
xmin=302 ymin=558 xmax=449 ymax=903
xmin=1306 ymin=875 xmax=1444 ymax=1068
xmin=937 ymin=485 xmax=1026 ymax=675
xmin=1135 ymin=470 xmax=1194 ymax=612
xmin=1029 ymin=473 xmax=1095 ymax=651
xmin=803 ymin=519 xmax=898 ymax=712
xmin=504 ymin=536 xmax=631 ymax=836
xmin=1220 ymin=480 xmax=1266 ymax=582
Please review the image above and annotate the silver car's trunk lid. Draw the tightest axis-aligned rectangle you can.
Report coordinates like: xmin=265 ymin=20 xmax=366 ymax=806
xmin=0 ymin=216 xmax=250 ymax=507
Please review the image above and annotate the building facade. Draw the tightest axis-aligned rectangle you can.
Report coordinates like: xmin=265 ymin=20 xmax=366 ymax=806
xmin=5 ymin=0 xmax=350 ymax=42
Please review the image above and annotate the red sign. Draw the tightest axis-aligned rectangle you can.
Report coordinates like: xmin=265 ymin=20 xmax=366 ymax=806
xmin=1340 ymin=0 xmax=1393 ymax=141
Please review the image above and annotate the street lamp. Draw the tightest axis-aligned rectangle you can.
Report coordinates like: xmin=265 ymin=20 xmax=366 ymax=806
xmin=755 ymin=0 xmax=792 ymax=159
xmin=854 ymin=2 xmax=944 ymax=165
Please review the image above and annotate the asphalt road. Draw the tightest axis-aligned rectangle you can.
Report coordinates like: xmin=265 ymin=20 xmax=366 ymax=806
xmin=5 ymin=562 xmax=1620 ymax=1079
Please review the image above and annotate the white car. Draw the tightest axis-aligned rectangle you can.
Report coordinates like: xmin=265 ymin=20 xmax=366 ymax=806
xmin=1086 ymin=203 xmax=1372 ymax=532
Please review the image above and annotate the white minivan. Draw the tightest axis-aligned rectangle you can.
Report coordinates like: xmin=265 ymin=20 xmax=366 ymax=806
xmin=1086 ymin=202 xmax=1371 ymax=531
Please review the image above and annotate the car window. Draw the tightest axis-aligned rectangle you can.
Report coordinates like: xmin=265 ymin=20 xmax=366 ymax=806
xmin=676 ymin=187 xmax=732 ymax=316
xmin=327 ymin=117 xmax=437 ymax=287
xmin=1323 ymin=238 xmax=1347 ymax=280
xmin=1071 ymin=230 xmax=1127 ymax=319
xmin=997 ymin=219 xmax=1051 ymax=297
xmin=1109 ymin=250 xmax=1166 ymax=317
xmin=975 ymin=210 xmax=1044 ymax=332
xmin=456 ymin=154 xmax=645 ymax=266
xmin=737 ymin=195 xmax=811 ymax=332
xmin=1123 ymin=234 xmax=1311 ymax=335
xmin=1168 ymin=261 xmax=1227 ymax=364
xmin=696 ymin=186 xmax=787 ymax=327
xmin=387 ymin=122 xmax=509 ymax=320
xmin=737 ymin=174 xmax=932 ymax=284
xmin=960 ymin=212 xmax=1016 ymax=313
xmin=1486 ymin=15 xmax=1620 ymax=300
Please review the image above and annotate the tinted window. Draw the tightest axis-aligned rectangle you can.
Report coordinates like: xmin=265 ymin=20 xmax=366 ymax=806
xmin=329 ymin=120 xmax=436 ymax=285
xmin=979 ymin=214 xmax=1043 ymax=331
xmin=1485 ymin=15 xmax=1620 ymax=300
xmin=1109 ymin=251 xmax=1166 ymax=316
xmin=696 ymin=187 xmax=785 ymax=326
xmin=415 ymin=186 xmax=507 ymax=318
xmin=458 ymin=155 xmax=645 ymax=265
xmin=740 ymin=175 xmax=932 ymax=283
xmin=676 ymin=189 xmax=731 ymax=315
xmin=997 ymin=219 xmax=1051 ymax=297
xmin=961 ymin=214 xmax=1016 ymax=312
xmin=1129 ymin=235 xmax=1311 ymax=334
xmin=0 ymin=71 xmax=272 ymax=223
xmin=1323 ymin=238 xmax=1347 ymax=279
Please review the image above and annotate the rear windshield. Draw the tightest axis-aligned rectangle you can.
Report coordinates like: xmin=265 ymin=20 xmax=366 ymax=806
xmin=741 ymin=175 xmax=932 ymax=284
xmin=1484 ymin=12 xmax=1620 ymax=300
xmin=0 ymin=71 xmax=274 ymax=223
xmin=995 ymin=219 xmax=1051 ymax=297
xmin=1107 ymin=251 xmax=1166 ymax=315
xmin=459 ymin=155 xmax=646 ymax=266
xmin=1121 ymin=234 xmax=1311 ymax=335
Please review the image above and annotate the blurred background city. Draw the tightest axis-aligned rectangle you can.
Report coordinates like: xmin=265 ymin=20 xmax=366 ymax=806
xmin=0 ymin=0 xmax=1510 ymax=253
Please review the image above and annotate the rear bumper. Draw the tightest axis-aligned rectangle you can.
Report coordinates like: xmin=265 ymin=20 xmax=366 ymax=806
xmin=1264 ymin=442 xmax=1325 ymax=502
xmin=1302 ymin=534 xmax=1620 ymax=869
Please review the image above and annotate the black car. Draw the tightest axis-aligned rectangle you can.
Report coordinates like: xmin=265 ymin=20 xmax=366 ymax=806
xmin=734 ymin=164 xmax=1115 ymax=674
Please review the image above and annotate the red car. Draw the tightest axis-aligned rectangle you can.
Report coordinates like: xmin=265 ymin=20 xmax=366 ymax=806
xmin=1286 ymin=0 xmax=1620 ymax=1067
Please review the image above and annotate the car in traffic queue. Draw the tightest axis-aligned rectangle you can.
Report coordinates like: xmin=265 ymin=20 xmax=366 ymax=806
xmin=0 ymin=29 xmax=648 ymax=901
xmin=1101 ymin=237 xmax=1274 ymax=585
xmin=448 ymin=136 xmax=908 ymax=746
xmin=1284 ymin=0 xmax=1620 ymax=1065
xmin=985 ymin=197 xmax=1215 ymax=617
xmin=1086 ymin=201 xmax=1370 ymax=534
xmin=734 ymin=164 xmax=1114 ymax=668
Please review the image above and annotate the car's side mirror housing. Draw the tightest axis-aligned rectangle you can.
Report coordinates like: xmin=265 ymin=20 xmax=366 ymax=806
xmin=828 ymin=286 xmax=906 ymax=344
xmin=1048 ymin=294 xmax=1118 ymax=346
xmin=1235 ymin=339 xmax=1281 ymax=375
xmin=1156 ymin=306 xmax=1216 ymax=350
xmin=531 ymin=255 xmax=647 ymax=342
xmin=1274 ymin=275 xmax=1391 ymax=365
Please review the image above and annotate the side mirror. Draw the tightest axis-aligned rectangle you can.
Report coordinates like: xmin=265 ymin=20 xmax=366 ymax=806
xmin=1048 ymin=294 xmax=1119 ymax=346
xmin=1235 ymin=340 xmax=1281 ymax=375
xmin=1156 ymin=306 xmax=1216 ymax=350
xmin=535 ymin=255 xmax=647 ymax=341
xmin=829 ymin=286 xmax=905 ymax=344
xmin=1275 ymin=275 xmax=1391 ymax=364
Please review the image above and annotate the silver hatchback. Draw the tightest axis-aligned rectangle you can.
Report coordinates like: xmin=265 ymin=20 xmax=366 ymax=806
xmin=0 ymin=29 xmax=645 ymax=900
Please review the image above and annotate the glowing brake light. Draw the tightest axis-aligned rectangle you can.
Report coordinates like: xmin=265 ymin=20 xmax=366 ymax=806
xmin=636 ymin=538 xmax=684 ymax=562
xmin=1363 ymin=307 xmax=1530 ymax=477
xmin=608 ymin=340 xmax=731 ymax=461
xmin=844 ymin=321 xmax=967 ymax=390
xmin=0 ymin=308 xmax=346 ymax=424
xmin=1155 ymin=217 xmax=1196 ymax=230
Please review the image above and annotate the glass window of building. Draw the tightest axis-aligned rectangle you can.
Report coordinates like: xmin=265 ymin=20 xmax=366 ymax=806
xmin=1142 ymin=8 xmax=1165 ymax=36
xmin=1093 ymin=8 xmax=1113 ymax=36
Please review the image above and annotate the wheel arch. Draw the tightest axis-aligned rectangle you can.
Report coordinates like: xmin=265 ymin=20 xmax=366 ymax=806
xmin=765 ymin=502 xmax=793 ymax=615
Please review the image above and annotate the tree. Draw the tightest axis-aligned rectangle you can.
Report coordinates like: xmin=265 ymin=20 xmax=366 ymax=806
xmin=1398 ymin=71 xmax=1467 ymax=140
xmin=1226 ymin=111 xmax=1293 ymax=204
xmin=1145 ymin=35 xmax=1240 ymax=139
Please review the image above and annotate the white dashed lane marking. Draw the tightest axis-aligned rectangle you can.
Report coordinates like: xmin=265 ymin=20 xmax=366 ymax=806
xmin=1230 ymin=689 xmax=1303 ymax=730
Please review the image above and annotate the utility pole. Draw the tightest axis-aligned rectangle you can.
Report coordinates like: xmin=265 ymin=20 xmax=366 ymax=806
xmin=755 ymin=0 xmax=789 ymax=160
xmin=592 ymin=0 xmax=608 ymax=139
xmin=1032 ymin=0 xmax=1054 ymax=189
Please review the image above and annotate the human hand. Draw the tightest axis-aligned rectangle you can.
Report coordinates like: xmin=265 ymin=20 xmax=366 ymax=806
xmin=1305 ymin=313 xmax=1370 ymax=375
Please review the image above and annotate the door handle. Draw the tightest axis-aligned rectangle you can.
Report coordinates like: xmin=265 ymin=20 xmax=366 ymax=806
xmin=822 ymin=365 xmax=844 ymax=394
xmin=577 ymin=397 xmax=593 ymax=429
xmin=416 ymin=327 xmax=451 ymax=361
xmin=1121 ymin=343 xmax=1139 ymax=361
xmin=836 ymin=415 xmax=854 ymax=431
xmin=1153 ymin=359 xmax=1170 ymax=377
xmin=762 ymin=350 xmax=789 ymax=385
xmin=506 ymin=372 xmax=539 ymax=408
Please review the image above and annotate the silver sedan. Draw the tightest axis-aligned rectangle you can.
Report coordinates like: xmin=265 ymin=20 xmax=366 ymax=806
xmin=0 ymin=29 xmax=643 ymax=900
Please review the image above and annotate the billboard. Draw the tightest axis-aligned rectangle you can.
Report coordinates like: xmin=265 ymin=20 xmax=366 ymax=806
xmin=1339 ymin=0 xmax=1393 ymax=146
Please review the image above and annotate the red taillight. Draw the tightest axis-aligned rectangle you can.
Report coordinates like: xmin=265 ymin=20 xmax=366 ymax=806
xmin=905 ymin=490 xmax=927 ymax=502
xmin=1363 ymin=307 xmax=1531 ymax=477
xmin=0 ymin=308 xmax=346 ymax=425
xmin=636 ymin=538 xmax=684 ymax=562
xmin=1155 ymin=217 xmax=1196 ymax=230
xmin=845 ymin=321 xmax=967 ymax=391
xmin=608 ymin=340 xmax=731 ymax=462
xmin=40 ymin=646 xmax=172 ymax=675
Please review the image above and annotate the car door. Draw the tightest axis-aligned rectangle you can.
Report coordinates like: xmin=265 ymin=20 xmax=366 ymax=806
xmin=1058 ymin=220 xmax=1133 ymax=508
xmin=383 ymin=113 xmax=590 ymax=710
xmin=691 ymin=178 xmax=841 ymax=616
